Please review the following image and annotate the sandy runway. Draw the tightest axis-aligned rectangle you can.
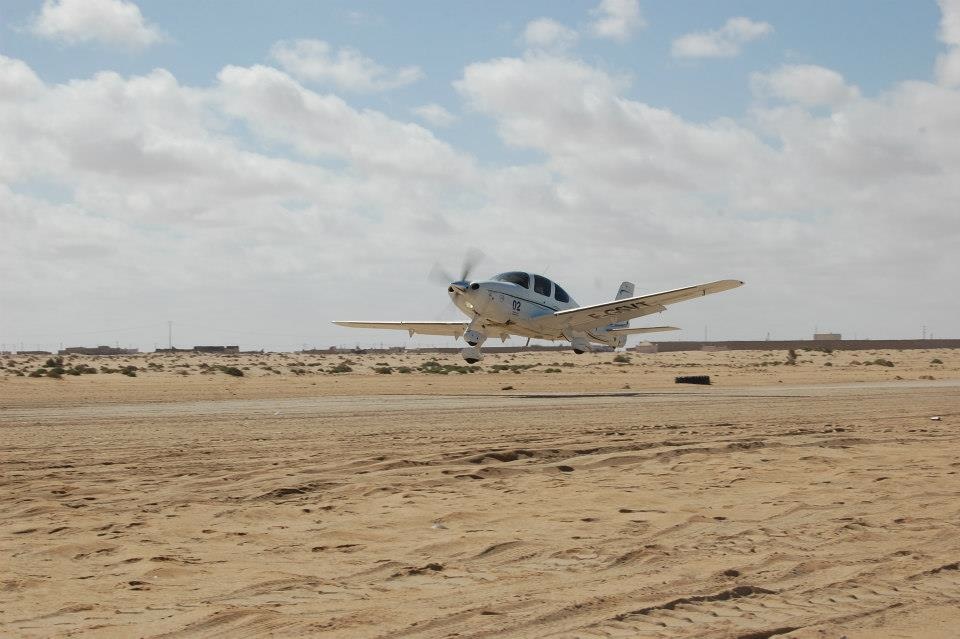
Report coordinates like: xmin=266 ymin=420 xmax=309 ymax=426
xmin=2 ymin=352 xmax=960 ymax=637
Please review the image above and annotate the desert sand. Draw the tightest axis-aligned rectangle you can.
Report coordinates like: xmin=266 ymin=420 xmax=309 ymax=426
xmin=2 ymin=348 xmax=959 ymax=638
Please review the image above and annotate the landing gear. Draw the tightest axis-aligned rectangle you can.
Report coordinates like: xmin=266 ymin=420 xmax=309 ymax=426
xmin=462 ymin=323 xmax=487 ymax=361
xmin=460 ymin=346 xmax=483 ymax=363
xmin=570 ymin=336 xmax=591 ymax=354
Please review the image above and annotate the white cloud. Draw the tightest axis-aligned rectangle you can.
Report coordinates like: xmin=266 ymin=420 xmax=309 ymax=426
xmin=936 ymin=0 xmax=960 ymax=86
xmin=589 ymin=0 xmax=645 ymax=43
xmin=522 ymin=18 xmax=579 ymax=51
xmin=751 ymin=64 xmax=860 ymax=107
xmin=269 ymin=39 xmax=423 ymax=93
xmin=4 ymin=2 xmax=960 ymax=349
xmin=29 ymin=0 xmax=164 ymax=49
xmin=455 ymin=50 xmax=960 ymax=338
xmin=938 ymin=0 xmax=960 ymax=44
xmin=412 ymin=103 xmax=458 ymax=127
xmin=672 ymin=17 xmax=773 ymax=59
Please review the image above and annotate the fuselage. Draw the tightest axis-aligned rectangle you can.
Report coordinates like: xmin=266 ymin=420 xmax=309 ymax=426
xmin=449 ymin=271 xmax=618 ymax=345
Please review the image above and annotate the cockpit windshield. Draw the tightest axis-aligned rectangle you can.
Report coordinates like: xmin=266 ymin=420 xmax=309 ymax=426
xmin=493 ymin=272 xmax=530 ymax=288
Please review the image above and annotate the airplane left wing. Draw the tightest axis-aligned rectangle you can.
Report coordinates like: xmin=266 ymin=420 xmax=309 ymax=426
xmin=552 ymin=279 xmax=743 ymax=331
xmin=605 ymin=326 xmax=680 ymax=335
xmin=332 ymin=321 xmax=468 ymax=338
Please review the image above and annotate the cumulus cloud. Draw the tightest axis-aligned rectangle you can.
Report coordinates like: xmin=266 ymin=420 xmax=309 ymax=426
xmin=751 ymin=64 xmax=860 ymax=107
xmin=589 ymin=0 xmax=645 ymax=42
xmin=455 ymin=49 xmax=960 ymax=337
xmin=412 ymin=103 xmax=458 ymax=127
xmin=671 ymin=17 xmax=773 ymax=58
xmin=522 ymin=18 xmax=579 ymax=51
xmin=29 ymin=0 xmax=164 ymax=49
xmin=269 ymin=39 xmax=423 ymax=92
xmin=4 ymin=2 xmax=960 ymax=348
xmin=936 ymin=0 xmax=960 ymax=86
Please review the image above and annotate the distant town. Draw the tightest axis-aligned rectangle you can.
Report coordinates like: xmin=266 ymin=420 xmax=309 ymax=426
xmin=4 ymin=333 xmax=960 ymax=357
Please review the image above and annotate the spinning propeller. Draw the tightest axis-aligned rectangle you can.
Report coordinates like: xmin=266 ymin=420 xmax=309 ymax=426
xmin=428 ymin=248 xmax=485 ymax=292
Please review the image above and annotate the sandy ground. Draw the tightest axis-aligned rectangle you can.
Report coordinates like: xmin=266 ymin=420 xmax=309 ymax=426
xmin=2 ymin=348 xmax=960 ymax=638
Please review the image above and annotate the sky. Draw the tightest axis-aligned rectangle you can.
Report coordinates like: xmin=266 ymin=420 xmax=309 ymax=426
xmin=1 ymin=0 xmax=959 ymax=352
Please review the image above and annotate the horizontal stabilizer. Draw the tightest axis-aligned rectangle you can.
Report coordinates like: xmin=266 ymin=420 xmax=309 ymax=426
xmin=606 ymin=326 xmax=679 ymax=335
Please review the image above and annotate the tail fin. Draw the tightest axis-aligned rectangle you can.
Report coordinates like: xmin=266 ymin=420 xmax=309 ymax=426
xmin=609 ymin=282 xmax=635 ymax=330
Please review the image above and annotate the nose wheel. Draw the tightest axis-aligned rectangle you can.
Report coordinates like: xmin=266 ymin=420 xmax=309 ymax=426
xmin=460 ymin=346 xmax=483 ymax=363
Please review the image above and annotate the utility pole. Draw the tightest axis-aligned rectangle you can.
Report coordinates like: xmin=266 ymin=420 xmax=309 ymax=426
xmin=168 ymin=321 xmax=173 ymax=349
xmin=922 ymin=325 xmax=927 ymax=340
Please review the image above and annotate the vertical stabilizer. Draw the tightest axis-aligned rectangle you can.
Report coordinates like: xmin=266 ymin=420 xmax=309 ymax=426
xmin=608 ymin=282 xmax=635 ymax=335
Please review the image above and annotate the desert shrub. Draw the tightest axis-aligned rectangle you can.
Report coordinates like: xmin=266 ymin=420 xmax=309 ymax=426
xmin=785 ymin=349 xmax=797 ymax=365
xmin=613 ymin=354 xmax=631 ymax=364
xmin=121 ymin=365 xmax=138 ymax=377
xmin=419 ymin=360 xmax=480 ymax=375
xmin=46 ymin=369 xmax=63 ymax=379
xmin=217 ymin=366 xmax=244 ymax=377
xmin=44 ymin=356 xmax=64 ymax=368
xmin=28 ymin=370 xmax=44 ymax=378
xmin=489 ymin=363 xmax=537 ymax=372
xmin=373 ymin=366 xmax=393 ymax=374
xmin=866 ymin=358 xmax=894 ymax=367
xmin=396 ymin=366 xmax=413 ymax=374
xmin=177 ymin=369 xmax=190 ymax=376
xmin=329 ymin=363 xmax=352 ymax=374
xmin=69 ymin=364 xmax=97 ymax=375
xmin=544 ymin=368 xmax=562 ymax=373
xmin=823 ymin=362 xmax=833 ymax=366
xmin=931 ymin=358 xmax=943 ymax=364
xmin=561 ymin=362 xmax=575 ymax=367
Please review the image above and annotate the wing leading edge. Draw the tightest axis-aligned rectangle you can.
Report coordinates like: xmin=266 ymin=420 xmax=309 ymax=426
xmin=553 ymin=279 xmax=744 ymax=331
xmin=332 ymin=321 xmax=467 ymax=338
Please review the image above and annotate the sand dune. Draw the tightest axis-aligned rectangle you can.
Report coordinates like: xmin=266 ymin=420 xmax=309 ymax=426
xmin=2 ymin=349 xmax=959 ymax=637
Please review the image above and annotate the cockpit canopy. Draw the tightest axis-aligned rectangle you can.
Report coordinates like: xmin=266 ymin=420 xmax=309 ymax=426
xmin=492 ymin=272 xmax=571 ymax=303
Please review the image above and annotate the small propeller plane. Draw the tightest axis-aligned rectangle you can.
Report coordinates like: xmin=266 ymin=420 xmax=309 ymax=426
xmin=334 ymin=258 xmax=743 ymax=363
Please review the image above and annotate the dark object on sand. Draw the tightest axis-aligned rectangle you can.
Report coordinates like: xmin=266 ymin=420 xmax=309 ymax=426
xmin=675 ymin=375 xmax=711 ymax=385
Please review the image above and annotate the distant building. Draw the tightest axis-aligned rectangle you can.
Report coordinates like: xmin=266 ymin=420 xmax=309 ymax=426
xmin=633 ymin=342 xmax=658 ymax=354
xmin=701 ymin=345 xmax=729 ymax=352
xmin=192 ymin=345 xmax=240 ymax=353
xmin=60 ymin=345 xmax=139 ymax=356
xmin=813 ymin=333 xmax=842 ymax=341
xmin=17 ymin=350 xmax=52 ymax=355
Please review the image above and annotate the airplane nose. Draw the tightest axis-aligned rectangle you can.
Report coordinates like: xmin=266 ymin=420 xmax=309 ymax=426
xmin=448 ymin=280 xmax=468 ymax=294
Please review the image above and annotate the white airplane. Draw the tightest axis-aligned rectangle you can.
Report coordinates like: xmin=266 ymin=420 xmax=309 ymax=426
xmin=334 ymin=263 xmax=743 ymax=363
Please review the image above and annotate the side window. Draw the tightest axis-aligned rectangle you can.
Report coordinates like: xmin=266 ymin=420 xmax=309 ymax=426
xmin=533 ymin=275 xmax=551 ymax=297
xmin=554 ymin=284 xmax=570 ymax=303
